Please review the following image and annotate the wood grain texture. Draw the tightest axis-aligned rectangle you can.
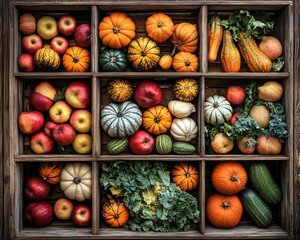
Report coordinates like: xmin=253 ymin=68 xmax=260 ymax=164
xmin=0 ymin=1 xmax=3 ymax=240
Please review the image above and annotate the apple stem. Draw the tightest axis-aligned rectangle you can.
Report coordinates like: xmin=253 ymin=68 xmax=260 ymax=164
xmin=26 ymin=105 xmax=30 ymax=112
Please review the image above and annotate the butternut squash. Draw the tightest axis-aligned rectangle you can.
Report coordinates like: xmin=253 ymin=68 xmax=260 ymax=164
xmin=208 ymin=16 xmax=223 ymax=63
xmin=221 ymin=30 xmax=241 ymax=72
xmin=237 ymin=31 xmax=272 ymax=72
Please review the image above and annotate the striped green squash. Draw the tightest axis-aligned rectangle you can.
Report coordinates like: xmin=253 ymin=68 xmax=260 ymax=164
xmin=101 ymin=101 xmax=142 ymax=138
xmin=127 ymin=37 xmax=160 ymax=71
xmin=249 ymin=162 xmax=282 ymax=205
xmin=240 ymin=188 xmax=272 ymax=228
xmin=204 ymin=95 xmax=233 ymax=125
xmin=172 ymin=142 xmax=196 ymax=154
xmin=155 ymin=134 xmax=172 ymax=154
xmin=107 ymin=138 xmax=129 ymax=154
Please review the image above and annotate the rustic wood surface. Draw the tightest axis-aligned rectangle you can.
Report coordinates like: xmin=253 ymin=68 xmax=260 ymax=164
xmin=1 ymin=0 xmax=299 ymax=240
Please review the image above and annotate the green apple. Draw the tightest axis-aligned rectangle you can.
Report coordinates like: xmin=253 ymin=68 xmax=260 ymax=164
xmin=37 ymin=16 xmax=58 ymax=40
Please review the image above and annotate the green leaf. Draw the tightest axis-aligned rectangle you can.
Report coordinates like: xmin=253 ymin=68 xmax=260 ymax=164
xmin=272 ymin=57 xmax=285 ymax=72
xmin=53 ymin=86 xmax=66 ymax=102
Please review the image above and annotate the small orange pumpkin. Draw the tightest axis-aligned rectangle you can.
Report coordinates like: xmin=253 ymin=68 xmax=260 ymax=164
xmin=102 ymin=195 xmax=130 ymax=227
xmin=62 ymin=46 xmax=90 ymax=72
xmin=142 ymin=105 xmax=172 ymax=135
xmin=206 ymin=193 xmax=243 ymax=228
xmin=107 ymin=79 xmax=134 ymax=102
xmin=173 ymin=51 xmax=199 ymax=72
xmin=211 ymin=162 xmax=247 ymax=195
xmin=171 ymin=22 xmax=198 ymax=53
xmin=174 ymin=78 xmax=199 ymax=102
xmin=99 ymin=12 xmax=136 ymax=49
xmin=146 ymin=12 xmax=174 ymax=43
xmin=171 ymin=162 xmax=199 ymax=191
xmin=38 ymin=162 xmax=64 ymax=184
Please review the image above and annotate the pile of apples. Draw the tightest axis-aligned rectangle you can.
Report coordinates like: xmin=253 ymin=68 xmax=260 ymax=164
xmin=18 ymin=80 xmax=92 ymax=154
xmin=18 ymin=13 xmax=91 ymax=71
xmin=24 ymin=174 xmax=91 ymax=227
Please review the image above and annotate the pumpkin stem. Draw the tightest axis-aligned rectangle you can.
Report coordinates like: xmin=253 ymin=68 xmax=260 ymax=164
xmin=221 ymin=200 xmax=230 ymax=209
xmin=113 ymin=27 xmax=119 ymax=34
xmin=154 ymin=117 xmax=160 ymax=123
xmin=73 ymin=57 xmax=79 ymax=63
xmin=157 ymin=22 xmax=163 ymax=28
xmin=177 ymin=40 xmax=183 ymax=47
xmin=170 ymin=46 xmax=177 ymax=57
xmin=185 ymin=172 xmax=191 ymax=178
xmin=185 ymin=61 xmax=191 ymax=66
xmin=230 ymin=175 xmax=241 ymax=183
xmin=110 ymin=57 xmax=117 ymax=63
xmin=213 ymin=102 xmax=219 ymax=108
xmin=114 ymin=214 xmax=119 ymax=219
xmin=141 ymin=51 xmax=147 ymax=57
xmin=73 ymin=177 xmax=81 ymax=184
xmin=117 ymin=112 xmax=123 ymax=117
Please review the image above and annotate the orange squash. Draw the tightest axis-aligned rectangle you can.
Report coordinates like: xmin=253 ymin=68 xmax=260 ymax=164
xmin=208 ymin=15 xmax=223 ymax=63
xmin=211 ymin=162 xmax=247 ymax=195
xmin=99 ymin=12 xmax=136 ymax=49
xmin=221 ymin=30 xmax=241 ymax=72
xmin=62 ymin=46 xmax=90 ymax=72
xmin=102 ymin=195 xmax=130 ymax=227
xmin=171 ymin=22 xmax=198 ymax=53
xmin=146 ymin=12 xmax=174 ymax=43
xmin=107 ymin=79 xmax=134 ymax=102
xmin=142 ymin=105 xmax=172 ymax=135
xmin=38 ymin=162 xmax=64 ymax=184
xmin=174 ymin=78 xmax=198 ymax=102
xmin=173 ymin=51 xmax=199 ymax=72
xmin=159 ymin=46 xmax=176 ymax=70
xmin=206 ymin=193 xmax=243 ymax=228
xmin=171 ymin=162 xmax=198 ymax=191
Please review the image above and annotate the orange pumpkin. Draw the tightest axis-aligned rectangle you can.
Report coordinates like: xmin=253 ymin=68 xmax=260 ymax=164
xmin=99 ymin=12 xmax=136 ymax=49
xmin=146 ymin=12 xmax=174 ymax=43
xmin=62 ymin=46 xmax=90 ymax=72
xmin=143 ymin=105 xmax=172 ymax=135
xmin=170 ymin=22 xmax=198 ymax=53
xmin=211 ymin=162 xmax=248 ymax=195
xmin=171 ymin=162 xmax=198 ymax=191
xmin=206 ymin=193 xmax=243 ymax=228
xmin=102 ymin=195 xmax=130 ymax=227
xmin=38 ymin=162 xmax=64 ymax=184
xmin=173 ymin=51 xmax=199 ymax=72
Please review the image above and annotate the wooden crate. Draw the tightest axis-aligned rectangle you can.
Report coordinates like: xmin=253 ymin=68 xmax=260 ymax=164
xmin=4 ymin=1 xmax=295 ymax=240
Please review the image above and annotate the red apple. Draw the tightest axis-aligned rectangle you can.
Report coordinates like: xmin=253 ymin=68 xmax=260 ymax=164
xmin=134 ymin=80 xmax=163 ymax=108
xmin=130 ymin=130 xmax=155 ymax=154
xmin=22 ymin=34 xmax=43 ymax=55
xmin=49 ymin=100 xmax=73 ymax=124
xmin=72 ymin=204 xmax=92 ymax=227
xmin=70 ymin=109 xmax=92 ymax=133
xmin=229 ymin=112 xmax=240 ymax=126
xmin=54 ymin=198 xmax=74 ymax=220
xmin=44 ymin=121 xmax=58 ymax=137
xmin=30 ymin=131 xmax=55 ymax=154
xmin=74 ymin=23 xmax=91 ymax=48
xmin=58 ymin=15 xmax=77 ymax=36
xmin=29 ymin=81 xmax=57 ymax=112
xmin=256 ymin=135 xmax=282 ymax=155
xmin=18 ymin=110 xmax=45 ymax=134
xmin=259 ymin=36 xmax=283 ymax=61
xmin=51 ymin=36 xmax=69 ymax=55
xmin=18 ymin=53 xmax=35 ymax=72
xmin=226 ymin=86 xmax=246 ymax=105
xmin=52 ymin=124 xmax=76 ymax=146
xmin=65 ymin=81 xmax=91 ymax=109
xmin=25 ymin=202 xmax=53 ymax=227
xmin=24 ymin=176 xmax=51 ymax=201
xmin=19 ymin=13 xmax=36 ymax=34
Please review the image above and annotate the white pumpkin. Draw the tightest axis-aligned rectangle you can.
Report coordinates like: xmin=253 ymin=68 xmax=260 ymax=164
xmin=170 ymin=117 xmax=198 ymax=142
xmin=204 ymin=95 xmax=233 ymax=125
xmin=168 ymin=100 xmax=196 ymax=118
xmin=60 ymin=162 xmax=92 ymax=201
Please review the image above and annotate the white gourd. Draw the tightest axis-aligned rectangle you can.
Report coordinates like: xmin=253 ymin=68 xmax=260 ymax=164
xmin=170 ymin=117 xmax=198 ymax=142
xmin=204 ymin=95 xmax=233 ymax=125
xmin=60 ymin=162 xmax=92 ymax=201
xmin=168 ymin=100 xmax=196 ymax=118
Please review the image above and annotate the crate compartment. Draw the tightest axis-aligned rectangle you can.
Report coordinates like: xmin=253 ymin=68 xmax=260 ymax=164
xmin=14 ymin=6 xmax=93 ymax=73
xmin=97 ymin=6 xmax=201 ymax=73
xmin=99 ymin=77 xmax=201 ymax=158
xmin=16 ymin=78 xmax=93 ymax=157
xmin=203 ymin=78 xmax=291 ymax=157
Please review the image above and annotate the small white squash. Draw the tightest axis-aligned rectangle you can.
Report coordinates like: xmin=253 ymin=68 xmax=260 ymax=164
xmin=60 ymin=162 xmax=92 ymax=201
xmin=204 ymin=95 xmax=233 ymax=125
xmin=170 ymin=117 xmax=198 ymax=142
xmin=168 ymin=100 xmax=196 ymax=118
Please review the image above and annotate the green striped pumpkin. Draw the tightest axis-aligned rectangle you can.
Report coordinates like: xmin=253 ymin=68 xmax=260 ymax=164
xmin=107 ymin=138 xmax=129 ymax=154
xmin=101 ymin=101 xmax=142 ymax=138
xmin=240 ymin=188 xmax=272 ymax=228
xmin=99 ymin=49 xmax=127 ymax=72
xmin=204 ymin=95 xmax=233 ymax=125
xmin=155 ymin=134 xmax=172 ymax=154
xmin=127 ymin=37 xmax=160 ymax=71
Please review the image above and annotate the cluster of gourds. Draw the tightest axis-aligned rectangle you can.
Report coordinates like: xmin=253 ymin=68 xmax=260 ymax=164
xmin=98 ymin=12 xmax=199 ymax=72
xmin=100 ymin=78 xmax=199 ymax=155
xmin=206 ymin=161 xmax=282 ymax=229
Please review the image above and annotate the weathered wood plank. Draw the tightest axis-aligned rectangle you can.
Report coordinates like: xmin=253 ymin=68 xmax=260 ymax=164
xmin=0 ymin=1 xmax=3 ymax=239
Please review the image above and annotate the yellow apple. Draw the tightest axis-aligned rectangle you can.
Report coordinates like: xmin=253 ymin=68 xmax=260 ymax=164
xmin=69 ymin=109 xmax=92 ymax=133
xmin=49 ymin=100 xmax=72 ymax=124
xmin=210 ymin=132 xmax=234 ymax=154
xmin=256 ymin=135 xmax=282 ymax=155
xmin=72 ymin=134 xmax=92 ymax=154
